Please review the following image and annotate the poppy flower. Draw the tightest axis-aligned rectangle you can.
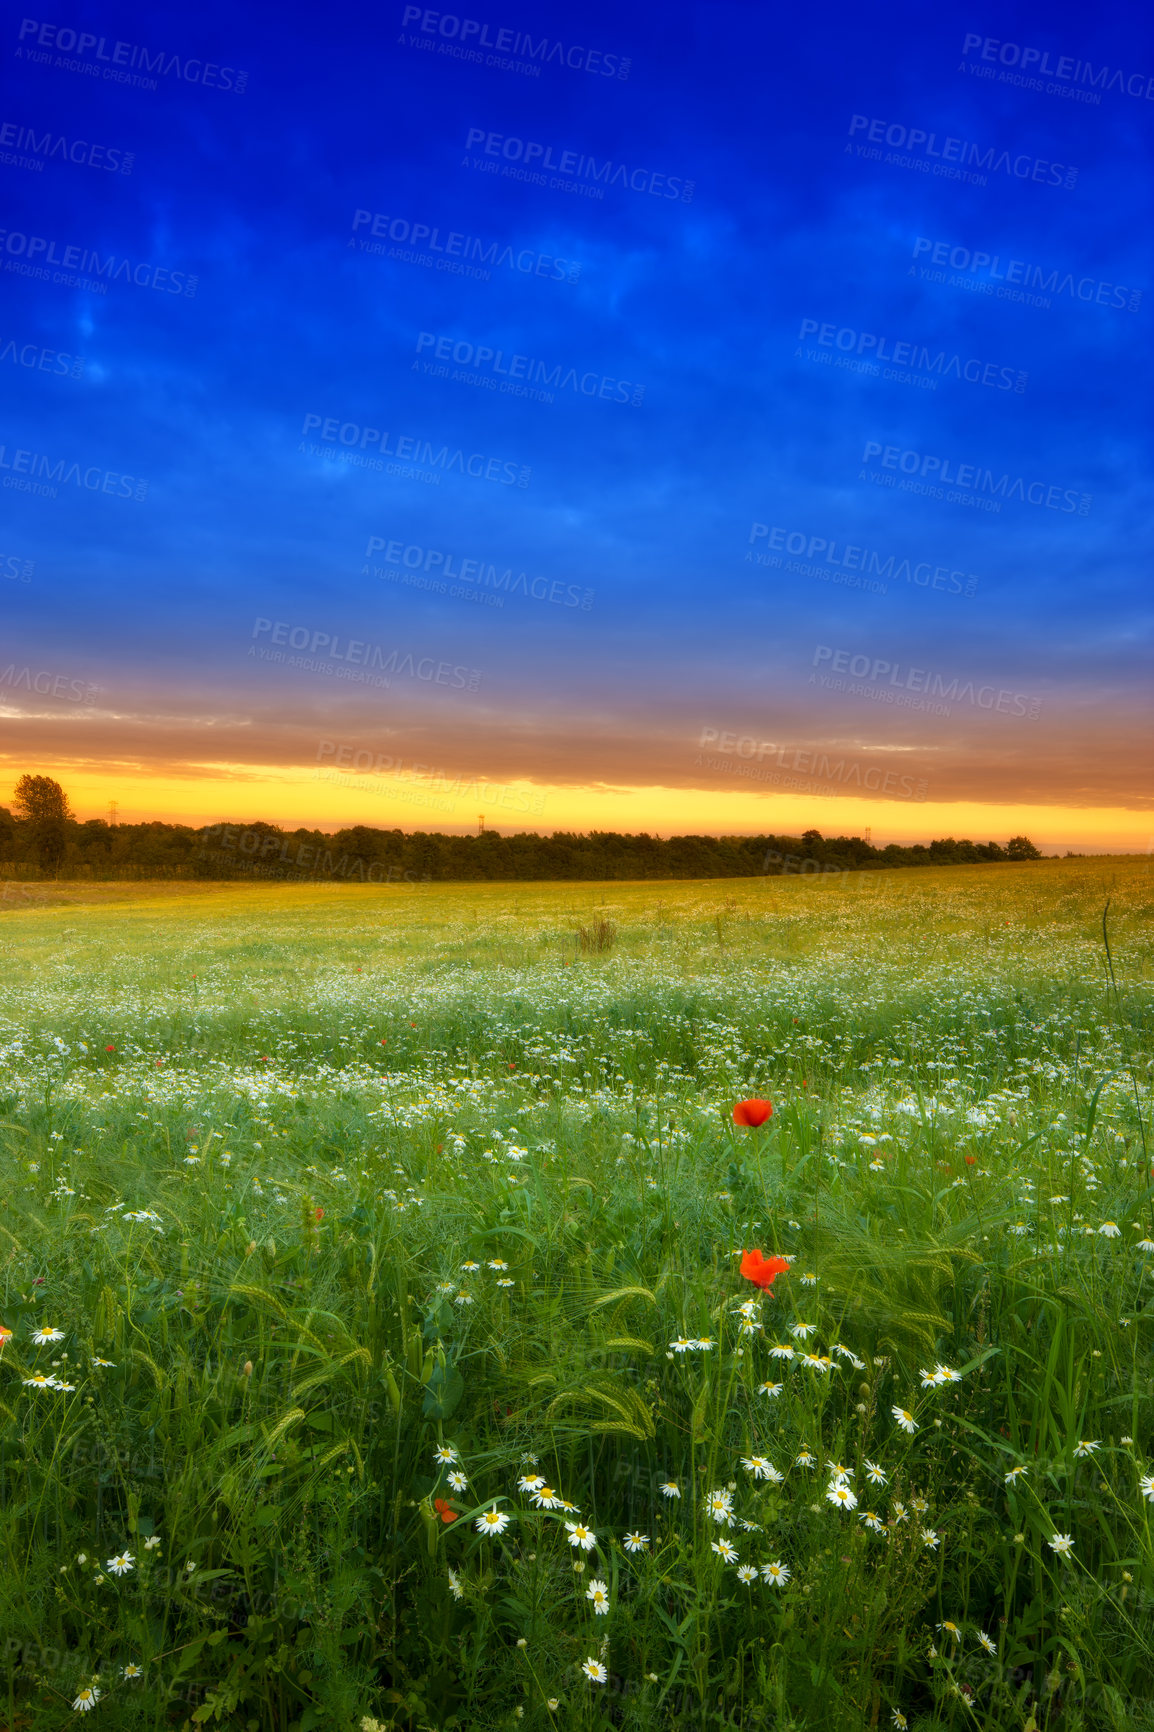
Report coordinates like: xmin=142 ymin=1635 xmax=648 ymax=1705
xmin=740 ymin=1250 xmax=791 ymax=1290
xmin=105 ymin=1045 xmax=115 ymax=1053
xmin=964 ymin=1155 xmax=976 ymax=1166
xmin=434 ymin=1498 xmax=458 ymax=1524
xmin=733 ymin=1099 xmax=773 ymax=1127
xmin=314 ymin=1207 xmax=324 ymax=1221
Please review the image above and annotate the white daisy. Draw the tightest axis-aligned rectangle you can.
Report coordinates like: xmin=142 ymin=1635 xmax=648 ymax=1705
xmin=475 ymin=1507 xmax=511 ymax=1536
xmin=623 ymin=1532 xmax=649 ymax=1552
xmin=585 ymin=1578 xmax=610 ymax=1614
xmin=761 ymin=1560 xmax=790 ymax=1586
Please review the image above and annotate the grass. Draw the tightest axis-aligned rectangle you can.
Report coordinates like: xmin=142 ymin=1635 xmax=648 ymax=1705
xmin=0 ymin=857 xmax=1151 ymax=1731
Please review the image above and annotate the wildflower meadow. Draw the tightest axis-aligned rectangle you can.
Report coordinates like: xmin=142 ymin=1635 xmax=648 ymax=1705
xmin=1 ymin=857 xmax=1152 ymax=1732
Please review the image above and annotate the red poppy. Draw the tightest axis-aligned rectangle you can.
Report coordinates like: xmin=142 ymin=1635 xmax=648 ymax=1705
xmin=740 ymin=1249 xmax=790 ymax=1290
xmin=508 ymin=1063 xmax=516 ymax=1071
xmin=105 ymin=1045 xmax=116 ymax=1053
xmin=434 ymin=1498 xmax=458 ymax=1524
xmin=314 ymin=1207 xmax=324 ymax=1221
xmin=732 ymin=1098 xmax=773 ymax=1127
xmin=964 ymin=1155 xmax=976 ymax=1166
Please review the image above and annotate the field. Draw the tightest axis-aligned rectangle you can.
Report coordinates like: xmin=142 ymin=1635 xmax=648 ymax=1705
xmin=1 ymin=859 xmax=1152 ymax=1732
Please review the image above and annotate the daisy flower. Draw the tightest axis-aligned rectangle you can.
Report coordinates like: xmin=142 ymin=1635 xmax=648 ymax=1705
xmin=936 ymin=1620 xmax=961 ymax=1640
xmin=488 ymin=1259 xmax=508 ymax=1270
xmin=623 ymin=1531 xmax=649 ymax=1552
xmin=1048 ymin=1532 xmax=1074 ymax=1557
xmin=692 ymin=1337 xmax=715 ymax=1351
xmin=91 ymin=1357 xmax=115 ymax=1368
xmin=892 ymin=1712 xmax=908 ymax=1730
xmin=1138 ymin=1474 xmax=1154 ymax=1504
xmin=859 ymin=1511 xmax=885 ymax=1533
xmin=769 ymin=1344 xmax=796 ymax=1361
xmin=1073 ymin=1440 xmax=1100 ymax=1459
xmin=517 ymin=1474 xmax=546 ymax=1493
xmin=659 ymin=1481 xmax=681 ymax=1499
xmin=1004 ymin=1466 xmax=1028 ymax=1484
xmin=736 ymin=1564 xmax=759 ymax=1583
xmin=1099 ymin=1221 xmax=1121 ymax=1238
xmin=863 ymin=1460 xmax=888 ymax=1485
xmin=72 ymin=1687 xmax=101 ymax=1712
xmin=475 ymin=1508 xmax=511 ymax=1536
xmin=892 ymin=1406 xmax=919 ymax=1434
xmin=920 ymin=1367 xmax=946 ymax=1388
xmin=669 ymin=1337 xmax=694 ymax=1353
xmin=448 ymin=1569 xmax=464 ymax=1600
xmin=802 ymin=1353 xmax=832 ymax=1373
xmin=799 ymin=1272 xmax=819 ymax=1287
xmin=447 ymin=1471 xmax=468 ymax=1492
xmin=795 ymin=1450 xmax=816 ymax=1469
xmin=826 ymin=1483 xmax=857 ymax=1511
xmin=121 ymin=1662 xmax=142 ymax=1679
xmin=741 ymin=1455 xmax=776 ymax=1480
xmin=977 ymin=1631 xmax=997 ymax=1655
xmin=761 ymin=1560 xmax=790 ymax=1586
xmin=496 ymin=1278 xmax=515 ymax=1288
xmin=581 ymin=1658 xmax=607 ymax=1684
xmin=706 ymin=1490 xmax=735 ymax=1525
xmin=826 ymin=1462 xmax=853 ymax=1484
xmin=757 ymin=1381 xmax=783 ymax=1397
xmin=460 ymin=1260 xmax=480 ymax=1271
xmin=532 ymin=1486 xmax=564 ymax=1510
xmin=30 ymin=1325 xmax=65 ymax=1345
xmin=711 ymin=1538 xmax=739 ymax=1563
xmin=23 ymin=1372 xmax=57 ymax=1389
xmin=789 ymin=1322 xmax=818 ymax=1340
xmin=107 ymin=1552 xmax=134 ymax=1575
xmin=585 ymin=1578 xmax=610 ymax=1614
xmin=890 ymin=1501 xmax=908 ymax=1523
xmin=565 ymin=1521 xmax=597 ymax=1551
xmin=921 ymin=1528 xmax=939 ymax=1549
xmin=433 ymin=1445 xmax=459 ymax=1465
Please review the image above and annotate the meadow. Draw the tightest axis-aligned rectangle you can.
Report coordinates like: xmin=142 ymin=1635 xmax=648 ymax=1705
xmin=0 ymin=858 xmax=1152 ymax=1732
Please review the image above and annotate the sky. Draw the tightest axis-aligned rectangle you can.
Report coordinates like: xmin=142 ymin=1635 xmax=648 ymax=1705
xmin=1 ymin=0 xmax=1151 ymax=849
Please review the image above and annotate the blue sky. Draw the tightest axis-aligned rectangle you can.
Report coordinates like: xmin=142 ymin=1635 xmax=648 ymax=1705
xmin=2 ymin=0 xmax=1151 ymax=838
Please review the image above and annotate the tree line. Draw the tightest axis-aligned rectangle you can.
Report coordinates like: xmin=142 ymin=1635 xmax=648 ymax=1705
xmin=0 ymin=775 xmax=1053 ymax=884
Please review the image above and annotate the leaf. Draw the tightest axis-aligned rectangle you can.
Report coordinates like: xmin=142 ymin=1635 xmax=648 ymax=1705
xmin=422 ymin=1363 xmax=465 ymax=1419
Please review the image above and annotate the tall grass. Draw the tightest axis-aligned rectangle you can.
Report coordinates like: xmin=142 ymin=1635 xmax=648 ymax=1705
xmin=0 ymin=860 xmax=1150 ymax=1729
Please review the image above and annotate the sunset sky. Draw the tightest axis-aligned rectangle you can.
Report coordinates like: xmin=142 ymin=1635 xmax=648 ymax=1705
xmin=2 ymin=0 xmax=1151 ymax=850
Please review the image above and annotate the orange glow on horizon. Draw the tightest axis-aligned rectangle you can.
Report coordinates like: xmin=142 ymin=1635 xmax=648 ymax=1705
xmin=3 ymin=756 xmax=1150 ymax=854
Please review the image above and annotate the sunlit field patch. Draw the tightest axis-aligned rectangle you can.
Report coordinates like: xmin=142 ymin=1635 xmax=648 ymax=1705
xmin=0 ymin=858 xmax=1151 ymax=1730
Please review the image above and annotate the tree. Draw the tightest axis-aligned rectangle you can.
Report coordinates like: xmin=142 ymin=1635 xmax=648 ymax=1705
xmin=12 ymin=776 xmax=73 ymax=876
xmin=12 ymin=775 xmax=72 ymax=822
xmin=1006 ymin=835 xmax=1042 ymax=860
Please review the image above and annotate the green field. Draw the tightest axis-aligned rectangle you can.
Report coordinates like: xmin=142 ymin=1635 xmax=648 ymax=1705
xmin=1 ymin=859 xmax=1152 ymax=1731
